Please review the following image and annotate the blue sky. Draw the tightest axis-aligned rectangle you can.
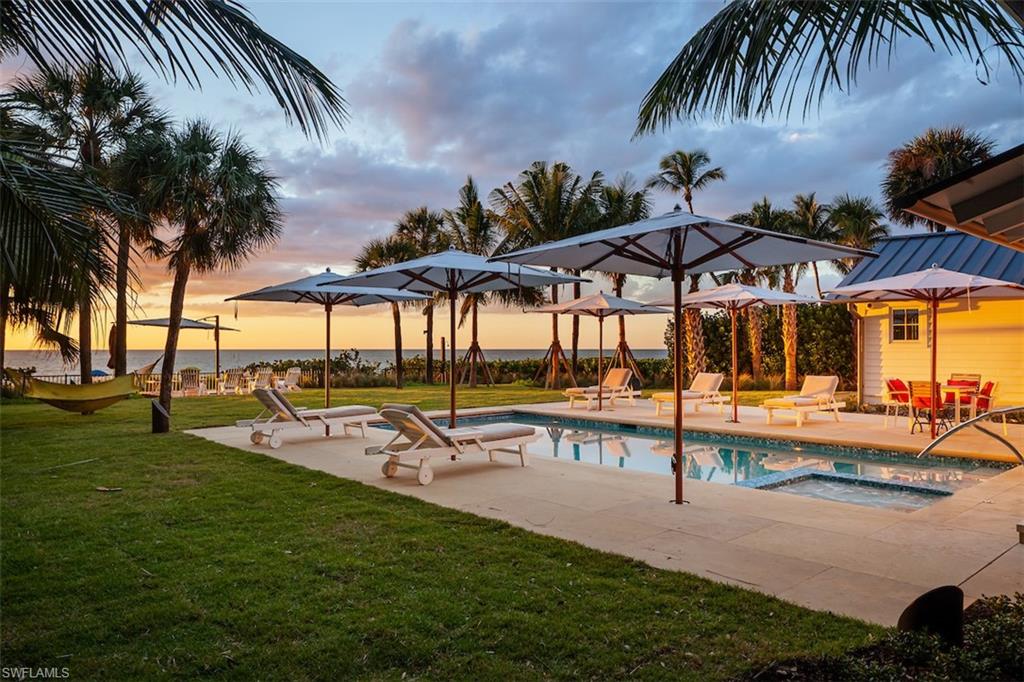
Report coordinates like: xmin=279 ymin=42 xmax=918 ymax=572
xmin=4 ymin=2 xmax=1022 ymax=349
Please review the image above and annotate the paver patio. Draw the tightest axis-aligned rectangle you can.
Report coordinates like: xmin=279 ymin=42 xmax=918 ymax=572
xmin=190 ymin=402 xmax=1023 ymax=626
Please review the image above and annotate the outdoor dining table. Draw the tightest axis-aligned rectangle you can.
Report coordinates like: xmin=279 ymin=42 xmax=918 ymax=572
xmin=940 ymin=384 xmax=979 ymax=424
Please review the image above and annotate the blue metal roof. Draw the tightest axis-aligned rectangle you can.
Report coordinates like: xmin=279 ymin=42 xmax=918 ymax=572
xmin=838 ymin=232 xmax=1024 ymax=286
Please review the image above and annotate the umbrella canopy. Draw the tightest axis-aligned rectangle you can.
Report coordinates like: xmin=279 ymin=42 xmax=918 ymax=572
xmin=493 ymin=208 xmax=872 ymax=505
xmin=650 ymin=283 xmax=820 ymax=422
xmin=129 ymin=317 xmax=239 ymax=331
xmin=533 ymin=292 xmax=668 ymax=411
xmin=826 ymin=265 xmax=1024 ymax=439
xmin=327 ymin=247 xmax=586 ymax=426
xmin=227 ymin=270 xmax=428 ymax=408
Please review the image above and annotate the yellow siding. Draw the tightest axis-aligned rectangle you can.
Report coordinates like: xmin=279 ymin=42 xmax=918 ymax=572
xmin=859 ymin=299 xmax=1024 ymax=405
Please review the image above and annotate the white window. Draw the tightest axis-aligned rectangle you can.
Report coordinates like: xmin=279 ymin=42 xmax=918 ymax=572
xmin=891 ymin=308 xmax=920 ymax=342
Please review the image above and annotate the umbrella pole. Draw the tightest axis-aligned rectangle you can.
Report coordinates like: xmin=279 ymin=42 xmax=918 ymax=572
xmin=449 ymin=276 xmax=458 ymax=429
xmin=214 ymin=315 xmax=221 ymax=389
xmin=930 ymin=298 xmax=938 ymax=440
xmin=672 ymin=266 xmax=684 ymax=505
xmin=730 ymin=307 xmax=739 ymax=423
xmin=597 ymin=315 xmax=604 ymax=412
xmin=325 ymin=304 xmax=332 ymax=412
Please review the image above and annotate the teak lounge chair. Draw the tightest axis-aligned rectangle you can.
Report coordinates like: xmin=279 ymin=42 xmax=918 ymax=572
xmin=563 ymin=368 xmax=635 ymax=409
xmin=368 ymin=404 xmax=540 ymax=485
xmin=651 ymin=372 xmax=729 ymax=417
xmin=761 ymin=375 xmax=845 ymax=427
xmin=238 ymin=388 xmax=375 ymax=448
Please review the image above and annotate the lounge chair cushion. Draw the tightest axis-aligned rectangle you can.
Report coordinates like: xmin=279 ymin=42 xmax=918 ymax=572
xmin=310 ymin=405 xmax=376 ymax=419
xmin=565 ymin=385 xmax=629 ymax=395
xmin=763 ymin=396 xmax=827 ymax=407
xmin=652 ymin=390 xmax=709 ymax=402
xmin=451 ymin=423 xmax=536 ymax=443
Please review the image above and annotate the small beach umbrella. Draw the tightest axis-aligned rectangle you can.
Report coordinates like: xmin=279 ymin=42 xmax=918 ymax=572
xmin=128 ymin=316 xmax=239 ymax=382
xmin=649 ymin=283 xmax=819 ymax=423
xmin=227 ymin=270 xmax=429 ymax=409
xmin=532 ymin=292 xmax=668 ymax=411
xmin=324 ymin=247 xmax=585 ymax=427
xmin=826 ymin=265 xmax=1024 ymax=439
xmin=492 ymin=208 xmax=872 ymax=505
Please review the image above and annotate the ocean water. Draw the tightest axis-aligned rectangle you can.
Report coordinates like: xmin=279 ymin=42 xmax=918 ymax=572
xmin=7 ymin=348 xmax=668 ymax=377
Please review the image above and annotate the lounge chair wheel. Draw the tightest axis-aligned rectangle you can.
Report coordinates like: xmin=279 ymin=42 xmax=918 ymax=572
xmin=268 ymin=434 xmax=283 ymax=449
xmin=416 ymin=466 xmax=434 ymax=486
xmin=250 ymin=432 xmax=264 ymax=445
xmin=381 ymin=461 xmax=398 ymax=478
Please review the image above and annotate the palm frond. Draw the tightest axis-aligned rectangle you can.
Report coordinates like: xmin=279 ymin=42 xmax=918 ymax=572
xmin=636 ymin=0 xmax=1024 ymax=133
xmin=1 ymin=0 xmax=347 ymax=140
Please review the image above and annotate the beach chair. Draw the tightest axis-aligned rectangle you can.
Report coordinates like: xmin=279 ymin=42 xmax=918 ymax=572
xmin=179 ymin=367 xmax=206 ymax=397
xmin=238 ymin=388 xmax=376 ymax=449
xmin=219 ymin=368 xmax=246 ymax=395
xmin=249 ymin=367 xmax=273 ymax=392
xmin=563 ymin=368 xmax=635 ymax=409
xmin=650 ymin=372 xmax=729 ymax=417
xmin=368 ymin=404 xmax=540 ymax=486
xmin=883 ymin=378 xmax=912 ymax=431
xmin=761 ymin=375 xmax=845 ymax=427
xmin=279 ymin=367 xmax=303 ymax=392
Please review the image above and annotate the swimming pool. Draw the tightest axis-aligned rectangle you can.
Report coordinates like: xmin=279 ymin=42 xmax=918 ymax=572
xmin=393 ymin=412 xmax=1007 ymax=510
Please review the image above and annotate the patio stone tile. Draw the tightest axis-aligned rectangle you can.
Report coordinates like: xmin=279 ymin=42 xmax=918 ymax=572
xmin=602 ymin=498 xmax=778 ymax=542
xmin=959 ymin=545 xmax=1024 ymax=597
xmin=777 ymin=567 xmax=927 ymax=625
xmin=867 ymin=520 xmax=1016 ymax=556
xmin=945 ymin=505 xmax=1024 ymax=538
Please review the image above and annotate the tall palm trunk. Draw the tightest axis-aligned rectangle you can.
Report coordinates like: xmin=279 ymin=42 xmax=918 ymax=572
xmin=469 ymin=298 xmax=479 ymax=388
xmin=424 ymin=302 xmax=433 ymax=384
xmin=570 ymin=279 xmax=581 ymax=374
xmin=811 ymin=262 xmax=823 ymax=298
xmin=158 ymin=257 xmax=191 ymax=415
xmin=747 ymin=307 xmax=763 ymax=382
xmin=79 ymin=286 xmax=92 ymax=384
xmin=549 ymin=284 xmax=560 ymax=388
xmin=0 ymin=284 xmax=8 ymax=371
xmin=114 ymin=224 xmax=131 ymax=376
xmin=782 ymin=266 xmax=798 ymax=391
xmin=684 ymin=275 xmax=705 ymax=381
xmin=614 ymin=279 xmax=626 ymax=353
xmin=392 ymin=302 xmax=404 ymax=389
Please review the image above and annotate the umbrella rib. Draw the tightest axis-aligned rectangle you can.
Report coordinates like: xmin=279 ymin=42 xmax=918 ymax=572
xmin=692 ymin=225 xmax=757 ymax=269
xmin=682 ymin=233 xmax=762 ymax=271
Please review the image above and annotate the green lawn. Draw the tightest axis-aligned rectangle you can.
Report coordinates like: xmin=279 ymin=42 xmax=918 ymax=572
xmin=1 ymin=386 xmax=879 ymax=679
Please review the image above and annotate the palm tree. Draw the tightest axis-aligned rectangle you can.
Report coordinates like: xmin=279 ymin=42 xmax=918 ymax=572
xmin=445 ymin=177 xmax=495 ymax=387
xmin=790 ymin=193 xmax=836 ymax=297
xmin=6 ymin=64 xmax=167 ymax=382
xmin=646 ymin=149 xmax=726 ymax=381
xmin=830 ymin=194 xmax=891 ymax=274
xmin=141 ymin=121 xmax=281 ymax=422
xmin=598 ymin=173 xmax=652 ymax=382
xmin=635 ymin=1 xmax=1023 ymax=132
xmin=729 ymin=198 xmax=800 ymax=390
xmin=355 ymin=236 xmax=419 ymax=389
xmin=490 ymin=161 xmax=603 ymax=388
xmin=882 ymin=127 xmax=995 ymax=231
xmin=394 ymin=206 xmax=447 ymax=384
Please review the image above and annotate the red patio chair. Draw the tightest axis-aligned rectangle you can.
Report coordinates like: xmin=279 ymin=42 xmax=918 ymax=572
xmin=910 ymin=381 xmax=952 ymax=436
xmin=969 ymin=381 xmax=1009 ymax=436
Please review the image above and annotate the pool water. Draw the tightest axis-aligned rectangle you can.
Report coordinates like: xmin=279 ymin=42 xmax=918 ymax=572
xmin=411 ymin=412 xmax=1006 ymax=510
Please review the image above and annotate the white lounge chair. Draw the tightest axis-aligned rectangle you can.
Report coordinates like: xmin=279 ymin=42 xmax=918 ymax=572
xmin=563 ymin=368 xmax=635 ymax=409
xmin=279 ymin=367 xmax=303 ymax=392
xmin=651 ymin=372 xmax=729 ymax=417
xmin=238 ymin=388 xmax=375 ymax=448
xmin=761 ymin=375 xmax=845 ymax=427
xmin=369 ymin=403 xmax=540 ymax=485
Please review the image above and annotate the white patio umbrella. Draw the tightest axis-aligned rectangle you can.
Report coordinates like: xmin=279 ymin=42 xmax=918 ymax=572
xmin=532 ymin=292 xmax=668 ymax=411
xmin=324 ymin=247 xmax=586 ymax=427
xmin=649 ymin=283 xmax=819 ymax=423
xmin=493 ymin=208 xmax=872 ymax=504
xmin=128 ymin=316 xmax=238 ymax=380
xmin=227 ymin=270 xmax=429 ymax=409
xmin=826 ymin=265 xmax=1024 ymax=439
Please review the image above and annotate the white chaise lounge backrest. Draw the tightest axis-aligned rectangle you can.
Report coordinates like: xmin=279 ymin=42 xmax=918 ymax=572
xmin=379 ymin=403 xmax=451 ymax=448
xmin=253 ymin=388 xmax=311 ymax=425
xmin=603 ymin=368 xmax=632 ymax=390
xmin=689 ymin=372 xmax=724 ymax=393
xmin=800 ymin=375 xmax=838 ymax=399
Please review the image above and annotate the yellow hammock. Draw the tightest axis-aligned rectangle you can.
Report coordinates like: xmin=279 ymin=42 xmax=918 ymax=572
xmin=10 ymin=372 xmax=138 ymax=415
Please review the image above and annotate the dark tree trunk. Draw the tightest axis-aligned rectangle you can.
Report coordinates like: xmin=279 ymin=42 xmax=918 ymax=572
xmin=571 ymin=280 xmax=581 ymax=374
xmin=0 ymin=284 xmax=8 ymax=371
xmin=158 ymin=258 xmax=192 ymax=416
xmin=79 ymin=286 xmax=92 ymax=384
xmin=114 ymin=224 xmax=131 ymax=376
xmin=424 ymin=302 xmax=434 ymax=384
xmin=469 ymin=299 xmax=479 ymax=388
xmin=392 ymin=302 xmax=404 ymax=389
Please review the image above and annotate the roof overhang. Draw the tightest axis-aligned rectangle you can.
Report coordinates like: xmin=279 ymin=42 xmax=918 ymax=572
xmin=894 ymin=143 xmax=1024 ymax=252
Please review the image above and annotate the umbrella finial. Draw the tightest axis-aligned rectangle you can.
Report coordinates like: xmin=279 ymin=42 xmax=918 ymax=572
xmin=326 ymin=267 xmax=331 ymax=273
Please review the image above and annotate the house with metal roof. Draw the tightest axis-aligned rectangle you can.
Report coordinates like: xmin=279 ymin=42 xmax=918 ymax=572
xmin=839 ymin=231 xmax=1024 ymax=406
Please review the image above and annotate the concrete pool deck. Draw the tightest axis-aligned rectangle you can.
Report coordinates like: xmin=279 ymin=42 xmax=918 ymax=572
xmin=189 ymin=402 xmax=1023 ymax=627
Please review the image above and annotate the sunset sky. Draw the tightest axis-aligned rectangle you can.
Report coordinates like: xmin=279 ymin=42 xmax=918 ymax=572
xmin=4 ymin=2 xmax=1021 ymax=355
